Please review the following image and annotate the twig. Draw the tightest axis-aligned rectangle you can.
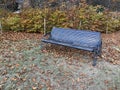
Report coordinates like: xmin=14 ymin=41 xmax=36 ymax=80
xmin=0 ymin=21 xmax=2 ymax=34
xmin=113 ymin=47 xmax=120 ymax=52
xmin=106 ymin=22 xmax=108 ymax=34
xmin=44 ymin=18 xmax=46 ymax=35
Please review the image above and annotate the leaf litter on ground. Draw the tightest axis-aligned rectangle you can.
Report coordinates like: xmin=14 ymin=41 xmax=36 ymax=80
xmin=0 ymin=31 xmax=120 ymax=90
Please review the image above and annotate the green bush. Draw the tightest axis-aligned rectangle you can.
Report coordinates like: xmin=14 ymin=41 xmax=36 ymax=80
xmin=1 ymin=5 xmax=120 ymax=33
xmin=20 ymin=9 xmax=44 ymax=32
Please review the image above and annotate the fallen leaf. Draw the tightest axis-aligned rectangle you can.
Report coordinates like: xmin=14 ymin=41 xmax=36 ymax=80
xmin=32 ymin=86 xmax=37 ymax=90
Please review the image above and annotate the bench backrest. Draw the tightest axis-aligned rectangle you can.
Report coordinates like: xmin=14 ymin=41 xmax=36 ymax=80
xmin=51 ymin=27 xmax=101 ymax=47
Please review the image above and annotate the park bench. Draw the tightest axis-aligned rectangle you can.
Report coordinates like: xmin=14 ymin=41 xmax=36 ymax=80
xmin=41 ymin=27 xmax=102 ymax=66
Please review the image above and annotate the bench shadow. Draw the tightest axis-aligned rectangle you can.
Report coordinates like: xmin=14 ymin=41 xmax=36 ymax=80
xmin=42 ymin=44 xmax=94 ymax=63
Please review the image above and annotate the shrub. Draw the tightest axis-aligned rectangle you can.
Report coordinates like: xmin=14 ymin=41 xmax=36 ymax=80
xmin=20 ymin=9 xmax=44 ymax=32
xmin=1 ymin=5 xmax=120 ymax=33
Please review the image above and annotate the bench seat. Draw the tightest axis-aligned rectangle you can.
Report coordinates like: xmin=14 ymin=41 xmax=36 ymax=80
xmin=42 ymin=39 xmax=94 ymax=51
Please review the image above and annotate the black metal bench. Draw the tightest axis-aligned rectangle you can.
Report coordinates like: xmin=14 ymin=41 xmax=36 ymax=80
xmin=41 ymin=27 xmax=102 ymax=66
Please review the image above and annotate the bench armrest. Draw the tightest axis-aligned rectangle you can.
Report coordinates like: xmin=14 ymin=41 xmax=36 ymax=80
xmin=42 ymin=32 xmax=51 ymax=39
xmin=43 ymin=32 xmax=51 ymax=36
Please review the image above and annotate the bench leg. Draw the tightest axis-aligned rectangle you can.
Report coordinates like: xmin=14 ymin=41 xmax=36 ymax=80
xmin=98 ymin=42 xmax=102 ymax=57
xmin=40 ymin=42 xmax=45 ymax=50
xmin=92 ymin=51 xmax=97 ymax=66
xmin=98 ymin=48 xmax=102 ymax=57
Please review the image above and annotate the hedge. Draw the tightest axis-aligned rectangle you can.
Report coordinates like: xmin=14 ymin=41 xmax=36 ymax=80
xmin=1 ymin=5 xmax=120 ymax=33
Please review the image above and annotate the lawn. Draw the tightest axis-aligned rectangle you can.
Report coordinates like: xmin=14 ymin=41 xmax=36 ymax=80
xmin=0 ymin=32 xmax=120 ymax=90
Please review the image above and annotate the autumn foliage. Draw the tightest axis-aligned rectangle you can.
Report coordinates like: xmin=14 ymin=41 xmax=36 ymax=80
xmin=0 ymin=4 xmax=120 ymax=33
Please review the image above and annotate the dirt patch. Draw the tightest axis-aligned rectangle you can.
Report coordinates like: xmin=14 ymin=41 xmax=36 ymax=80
xmin=0 ymin=32 xmax=42 ymax=41
xmin=102 ymin=31 xmax=120 ymax=64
